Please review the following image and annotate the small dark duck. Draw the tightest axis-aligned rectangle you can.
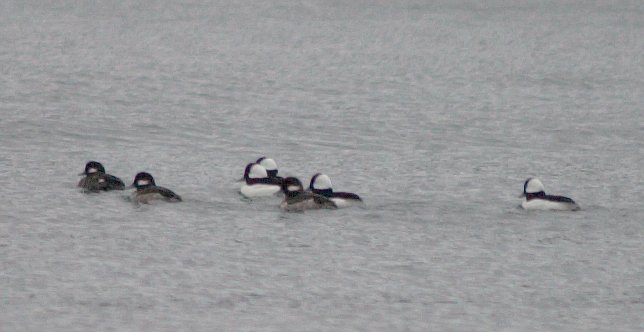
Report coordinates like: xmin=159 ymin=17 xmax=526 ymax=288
xmin=130 ymin=172 xmax=182 ymax=204
xmin=78 ymin=161 xmax=125 ymax=192
xmin=280 ymin=177 xmax=336 ymax=212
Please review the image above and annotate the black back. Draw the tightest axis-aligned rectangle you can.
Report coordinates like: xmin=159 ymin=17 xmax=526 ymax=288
xmin=243 ymin=163 xmax=282 ymax=186
xmin=526 ymin=191 xmax=575 ymax=203
xmin=312 ymin=188 xmax=334 ymax=198
xmin=136 ymin=186 xmax=182 ymax=201
xmin=102 ymin=174 xmax=125 ymax=190
xmin=331 ymin=191 xmax=362 ymax=200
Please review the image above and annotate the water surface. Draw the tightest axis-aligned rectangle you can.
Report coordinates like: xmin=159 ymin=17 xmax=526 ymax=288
xmin=1 ymin=1 xmax=642 ymax=331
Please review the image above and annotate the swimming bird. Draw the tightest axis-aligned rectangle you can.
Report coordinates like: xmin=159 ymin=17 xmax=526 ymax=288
xmin=256 ymin=157 xmax=283 ymax=182
xmin=77 ymin=161 xmax=125 ymax=192
xmin=240 ymin=163 xmax=282 ymax=198
xmin=309 ymin=173 xmax=362 ymax=208
xmin=130 ymin=172 xmax=182 ymax=204
xmin=280 ymin=177 xmax=337 ymax=211
xmin=521 ymin=178 xmax=579 ymax=211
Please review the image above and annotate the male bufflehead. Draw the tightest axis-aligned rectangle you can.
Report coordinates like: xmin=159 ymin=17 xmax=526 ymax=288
xmin=77 ymin=161 xmax=125 ymax=192
xmin=240 ymin=163 xmax=282 ymax=198
xmin=256 ymin=157 xmax=283 ymax=181
xmin=521 ymin=178 xmax=579 ymax=211
xmin=130 ymin=172 xmax=182 ymax=204
xmin=280 ymin=177 xmax=337 ymax=212
xmin=309 ymin=173 xmax=362 ymax=208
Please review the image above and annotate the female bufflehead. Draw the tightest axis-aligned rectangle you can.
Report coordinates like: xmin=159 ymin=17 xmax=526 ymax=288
xmin=280 ymin=177 xmax=337 ymax=212
xmin=256 ymin=157 xmax=283 ymax=181
xmin=309 ymin=173 xmax=362 ymax=208
xmin=240 ymin=163 xmax=282 ymax=198
xmin=521 ymin=178 xmax=579 ymax=211
xmin=77 ymin=161 xmax=125 ymax=192
xmin=130 ymin=172 xmax=182 ymax=204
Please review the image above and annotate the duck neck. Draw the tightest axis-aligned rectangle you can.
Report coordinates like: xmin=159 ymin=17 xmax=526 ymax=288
xmin=313 ymin=188 xmax=333 ymax=197
xmin=247 ymin=177 xmax=274 ymax=185
xmin=525 ymin=191 xmax=546 ymax=200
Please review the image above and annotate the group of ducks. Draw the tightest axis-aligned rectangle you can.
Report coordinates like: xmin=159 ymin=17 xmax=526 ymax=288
xmin=78 ymin=159 xmax=580 ymax=211
xmin=76 ymin=157 xmax=364 ymax=211
xmin=77 ymin=161 xmax=182 ymax=203
xmin=240 ymin=157 xmax=363 ymax=211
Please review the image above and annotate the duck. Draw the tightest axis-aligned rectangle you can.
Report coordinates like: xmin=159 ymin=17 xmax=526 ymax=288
xmin=309 ymin=173 xmax=362 ymax=208
xmin=130 ymin=172 xmax=182 ymax=204
xmin=521 ymin=177 xmax=579 ymax=211
xmin=240 ymin=163 xmax=282 ymax=198
xmin=256 ymin=157 xmax=284 ymax=182
xmin=77 ymin=161 xmax=125 ymax=192
xmin=280 ymin=177 xmax=337 ymax=211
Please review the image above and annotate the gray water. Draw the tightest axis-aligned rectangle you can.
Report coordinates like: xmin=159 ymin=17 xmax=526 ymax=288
xmin=1 ymin=1 xmax=643 ymax=331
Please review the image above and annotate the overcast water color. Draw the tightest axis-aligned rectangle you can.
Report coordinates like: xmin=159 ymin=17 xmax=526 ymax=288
xmin=1 ymin=1 xmax=643 ymax=331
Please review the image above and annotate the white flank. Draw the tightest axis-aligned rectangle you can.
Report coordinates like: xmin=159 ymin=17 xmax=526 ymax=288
xmin=330 ymin=197 xmax=362 ymax=208
xmin=240 ymin=184 xmax=282 ymax=198
xmin=521 ymin=198 xmax=579 ymax=211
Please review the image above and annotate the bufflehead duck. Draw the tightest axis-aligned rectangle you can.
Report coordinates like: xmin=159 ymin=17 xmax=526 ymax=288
xmin=77 ymin=161 xmax=125 ymax=192
xmin=256 ymin=157 xmax=283 ymax=181
xmin=280 ymin=177 xmax=337 ymax=212
xmin=240 ymin=163 xmax=282 ymax=198
xmin=521 ymin=178 xmax=579 ymax=211
xmin=309 ymin=173 xmax=362 ymax=208
xmin=130 ymin=172 xmax=182 ymax=204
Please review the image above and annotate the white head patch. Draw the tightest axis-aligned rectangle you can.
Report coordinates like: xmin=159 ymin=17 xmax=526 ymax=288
xmin=258 ymin=158 xmax=278 ymax=171
xmin=249 ymin=164 xmax=268 ymax=179
xmin=137 ymin=179 xmax=150 ymax=186
xmin=287 ymin=185 xmax=301 ymax=192
xmin=313 ymin=174 xmax=332 ymax=190
xmin=87 ymin=167 xmax=99 ymax=174
xmin=526 ymin=178 xmax=545 ymax=194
